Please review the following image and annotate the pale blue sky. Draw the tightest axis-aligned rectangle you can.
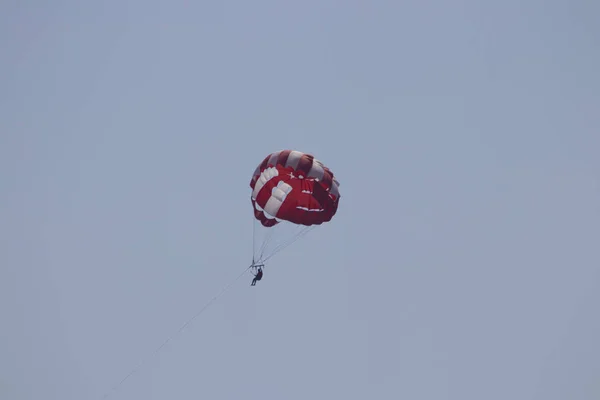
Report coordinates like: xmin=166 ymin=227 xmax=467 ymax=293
xmin=2 ymin=1 xmax=599 ymax=399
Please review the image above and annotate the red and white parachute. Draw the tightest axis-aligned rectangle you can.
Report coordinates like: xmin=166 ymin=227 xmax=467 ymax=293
xmin=249 ymin=150 xmax=340 ymax=264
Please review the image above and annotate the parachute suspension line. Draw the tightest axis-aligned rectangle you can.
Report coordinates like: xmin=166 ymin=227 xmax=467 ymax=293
xmin=272 ymin=225 xmax=313 ymax=259
xmin=260 ymin=225 xmax=316 ymax=264
xmin=252 ymin=212 xmax=272 ymax=264
xmin=100 ymin=264 xmax=253 ymax=400
xmin=252 ymin=214 xmax=256 ymax=263
xmin=251 ymin=218 xmax=264 ymax=265
xmin=258 ymin=227 xmax=274 ymax=261
xmin=253 ymin=222 xmax=275 ymax=264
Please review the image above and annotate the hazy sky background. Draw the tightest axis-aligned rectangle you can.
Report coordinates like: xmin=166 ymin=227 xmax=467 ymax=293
xmin=2 ymin=1 xmax=599 ymax=399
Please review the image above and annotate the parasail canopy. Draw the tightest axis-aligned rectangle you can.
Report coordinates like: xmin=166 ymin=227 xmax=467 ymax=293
xmin=249 ymin=150 xmax=340 ymax=227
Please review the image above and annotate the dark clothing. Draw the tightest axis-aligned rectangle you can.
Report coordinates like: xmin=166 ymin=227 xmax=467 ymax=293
xmin=251 ymin=269 xmax=263 ymax=286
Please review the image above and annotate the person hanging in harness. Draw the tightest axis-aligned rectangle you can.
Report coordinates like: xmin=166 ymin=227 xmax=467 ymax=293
xmin=251 ymin=266 xmax=263 ymax=286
